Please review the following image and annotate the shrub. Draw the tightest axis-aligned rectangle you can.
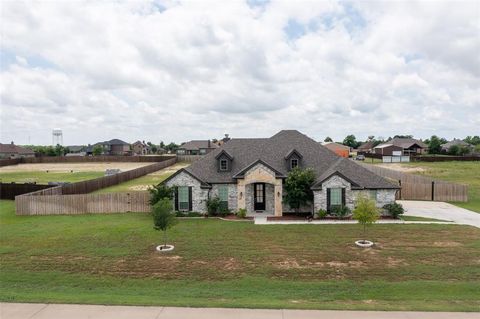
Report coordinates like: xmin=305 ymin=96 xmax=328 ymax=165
xmin=316 ymin=209 xmax=328 ymax=219
xmin=284 ymin=168 xmax=316 ymax=212
xmin=149 ymin=184 xmax=173 ymax=206
xmin=383 ymin=202 xmax=404 ymax=219
xmin=175 ymin=211 xmax=203 ymax=217
xmin=152 ymin=198 xmax=178 ymax=247
xmin=206 ymin=197 xmax=221 ymax=216
xmin=236 ymin=208 xmax=247 ymax=219
xmin=218 ymin=205 xmax=230 ymax=217
xmin=353 ymin=195 xmax=379 ymax=242
xmin=330 ymin=205 xmax=351 ymax=218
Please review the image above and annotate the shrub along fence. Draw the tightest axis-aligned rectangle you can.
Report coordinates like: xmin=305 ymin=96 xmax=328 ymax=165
xmin=15 ymin=157 xmax=177 ymax=215
xmin=361 ymin=164 xmax=468 ymax=202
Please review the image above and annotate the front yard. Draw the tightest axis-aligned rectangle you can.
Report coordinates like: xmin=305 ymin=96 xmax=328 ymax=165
xmin=0 ymin=200 xmax=479 ymax=311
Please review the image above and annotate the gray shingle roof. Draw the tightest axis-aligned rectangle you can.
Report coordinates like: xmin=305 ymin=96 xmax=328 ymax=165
xmin=179 ymin=130 xmax=398 ymax=189
xmin=390 ymin=137 xmax=427 ymax=149
xmin=178 ymin=140 xmax=219 ymax=151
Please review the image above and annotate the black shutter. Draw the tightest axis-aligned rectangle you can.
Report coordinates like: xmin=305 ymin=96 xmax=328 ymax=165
xmin=341 ymin=188 xmax=346 ymax=206
xmin=188 ymin=187 xmax=192 ymax=211
xmin=326 ymin=189 xmax=331 ymax=213
xmin=174 ymin=187 xmax=178 ymax=211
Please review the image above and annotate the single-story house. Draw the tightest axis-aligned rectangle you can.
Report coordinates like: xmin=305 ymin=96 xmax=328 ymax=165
xmin=357 ymin=141 xmax=376 ymax=153
xmin=373 ymin=144 xmax=404 ymax=156
xmin=440 ymin=139 xmax=474 ymax=153
xmin=321 ymin=142 xmax=350 ymax=158
xmin=132 ymin=140 xmax=151 ymax=155
xmin=0 ymin=142 xmax=35 ymax=159
xmin=176 ymin=140 xmax=219 ymax=155
xmin=388 ymin=138 xmax=427 ymax=155
xmin=163 ymin=130 xmax=399 ymax=216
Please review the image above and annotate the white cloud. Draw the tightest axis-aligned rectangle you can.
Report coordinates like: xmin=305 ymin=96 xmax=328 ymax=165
xmin=0 ymin=0 xmax=478 ymax=145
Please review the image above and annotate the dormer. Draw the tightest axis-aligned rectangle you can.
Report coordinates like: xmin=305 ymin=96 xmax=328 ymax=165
xmin=284 ymin=149 xmax=303 ymax=171
xmin=215 ymin=150 xmax=234 ymax=172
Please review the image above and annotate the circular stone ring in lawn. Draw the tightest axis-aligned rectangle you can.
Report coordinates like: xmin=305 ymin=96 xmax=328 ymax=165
xmin=156 ymin=245 xmax=174 ymax=252
xmin=355 ymin=240 xmax=374 ymax=248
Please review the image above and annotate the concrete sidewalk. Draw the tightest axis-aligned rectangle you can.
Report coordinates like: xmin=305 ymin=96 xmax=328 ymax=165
xmin=1 ymin=303 xmax=479 ymax=319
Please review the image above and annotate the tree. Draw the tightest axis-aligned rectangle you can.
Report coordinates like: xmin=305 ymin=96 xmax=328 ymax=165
xmin=393 ymin=134 xmax=413 ymax=139
xmin=324 ymin=136 xmax=333 ymax=142
xmin=464 ymin=136 xmax=480 ymax=145
xmin=448 ymin=145 xmax=460 ymax=155
xmin=54 ymin=144 xmax=65 ymax=156
xmin=353 ymin=195 xmax=379 ymax=243
xmin=428 ymin=135 xmax=442 ymax=154
xmin=284 ymin=168 xmax=316 ymax=213
xmin=165 ymin=142 xmax=179 ymax=153
xmin=342 ymin=135 xmax=360 ymax=148
xmin=152 ymin=198 xmax=177 ymax=249
xmin=92 ymin=144 xmax=103 ymax=156
xmin=149 ymin=184 xmax=173 ymax=206
xmin=160 ymin=141 xmax=165 ymax=149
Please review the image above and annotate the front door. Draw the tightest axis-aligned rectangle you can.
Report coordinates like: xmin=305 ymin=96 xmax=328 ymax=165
xmin=254 ymin=183 xmax=266 ymax=211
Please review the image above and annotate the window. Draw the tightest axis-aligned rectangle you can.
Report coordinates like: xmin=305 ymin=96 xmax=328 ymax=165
xmin=290 ymin=159 xmax=298 ymax=169
xmin=218 ymin=185 xmax=229 ymax=210
xmin=177 ymin=149 xmax=185 ymax=155
xmin=178 ymin=186 xmax=189 ymax=211
xmin=369 ymin=190 xmax=377 ymax=201
xmin=200 ymin=149 xmax=206 ymax=155
xmin=220 ymin=159 xmax=228 ymax=171
xmin=330 ymin=188 xmax=342 ymax=207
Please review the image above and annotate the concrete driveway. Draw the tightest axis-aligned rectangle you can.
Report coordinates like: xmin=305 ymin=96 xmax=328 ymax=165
xmin=2 ymin=303 xmax=479 ymax=319
xmin=398 ymin=200 xmax=480 ymax=228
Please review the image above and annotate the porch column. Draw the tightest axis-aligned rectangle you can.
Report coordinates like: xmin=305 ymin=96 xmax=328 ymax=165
xmin=274 ymin=179 xmax=282 ymax=217
xmin=237 ymin=180 xmax=246 ymax=210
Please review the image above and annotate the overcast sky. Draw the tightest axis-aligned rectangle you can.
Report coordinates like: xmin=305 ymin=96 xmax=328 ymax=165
xmin=1 ymin=0 xmax=479 ymax=146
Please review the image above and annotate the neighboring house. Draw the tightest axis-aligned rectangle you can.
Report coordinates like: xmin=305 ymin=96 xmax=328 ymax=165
xmin=86 ymin=139 xmax=131 ymax=155
xmin=176 ymin=140 xmax=219 ymax=155
xmin=357 ymin=141 xmax=376 ymax=153
xmin=373 ymin=144 xmax=404 ymax=156
xmin=65 ymin=145 xmax=86 ymax=156
xmin=0 ymin=142 xmax=35 ymax=159
xmin=132 ymin=140 xmax=151 ymax=155
xmin=321 ymin=142 xmax=350 ymax=158
xmin=163 ymin=130 xmax=399 ymax=216
xmin=440 ymin=139 xmax=474 ymax=153
xmin=388 ymin=138 xmax=428 ymax=155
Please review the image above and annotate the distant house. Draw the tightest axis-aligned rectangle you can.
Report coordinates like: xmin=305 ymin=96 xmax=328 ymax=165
xmin=357 ymin=141 xmax=376 ymax=153
xmin=0 ymin=142 xmax=35 ymax=159
xmin=373 ymin=144 xmax=403 ymax=156
xmin=176 ymin=140 xmax=218 ymax=155
xmin=388 ymin=138 xmax=428 ymax=155
xmin=321 ymin=142 xmax=350 ymax=158
xmin=132 ymin=141 xmax=151 ymax=155
xmin=440 ymin=139 xmax=474 ymax=153
xmin=86 ymin=139 xmax=131 ymax=156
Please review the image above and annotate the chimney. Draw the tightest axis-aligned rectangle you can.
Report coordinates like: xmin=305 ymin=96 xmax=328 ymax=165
xmin=11 ymin=141 xmax=14 ymax=145
xmin=208 ymin=139 xmax=211 ymax=148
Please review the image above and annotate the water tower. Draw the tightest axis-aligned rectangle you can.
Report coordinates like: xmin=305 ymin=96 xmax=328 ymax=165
xmin=52 ymin=128 xmax=63 ymax=146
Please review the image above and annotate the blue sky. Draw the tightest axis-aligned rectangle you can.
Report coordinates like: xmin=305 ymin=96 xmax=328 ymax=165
xmin=1 ymin=0 xmax=478 ymax=145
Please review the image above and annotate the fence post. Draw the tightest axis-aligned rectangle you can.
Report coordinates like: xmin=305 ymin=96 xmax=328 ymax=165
xmin=431 ymin=181 xmax=435 ymax=201
xmin=398 ymin=180 xmax=402 ymax=199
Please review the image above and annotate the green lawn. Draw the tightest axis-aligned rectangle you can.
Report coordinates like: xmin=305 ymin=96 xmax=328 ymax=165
xmin=93 ymin=162 xmax=188 ymax=193
xmin=0 ymin=171 xmax=104 ymax=184
xmin=401 ymin=216 xmax=452 ymax=222
xmin=1 ymin=200 xmax=479 ymax=311
xmin=401 ymin=161 xmax=480 ymax=213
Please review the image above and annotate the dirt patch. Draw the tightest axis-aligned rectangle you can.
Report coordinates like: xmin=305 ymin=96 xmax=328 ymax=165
xmin=386 ymin=257 xmax=409 ymax=267
xmin=326 ymin=261 xmax=364 ymax=268
xmin=377 ymin=163 xmax=426 ymax=173
xmin=433 ymin=241 xmax=462 ymax=247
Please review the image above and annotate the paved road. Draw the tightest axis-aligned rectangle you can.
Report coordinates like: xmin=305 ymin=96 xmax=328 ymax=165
xmin=2 ymin=303 xmax=479 ymax=319
xmin=398 ymin=200 xmax=480 ymax=228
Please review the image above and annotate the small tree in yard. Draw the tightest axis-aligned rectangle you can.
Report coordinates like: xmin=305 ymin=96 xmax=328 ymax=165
xmin=284 ymin=168 xmax=316 ymax=213
xmin=152 ymin=198 xmax=178 ymax=250
xmin=353 ymin=195 xmax=379 ymax=244
xmin=149 ymin=184 xmax=173 ymax=206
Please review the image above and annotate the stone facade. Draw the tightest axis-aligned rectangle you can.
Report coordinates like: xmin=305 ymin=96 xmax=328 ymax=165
xmin=210 ymin=183 xmax=238 ymax=212
xmin=165 ymin=171 xmax=209 ymax=212
xmin=351 ymin=189 xmax=397 ymax=212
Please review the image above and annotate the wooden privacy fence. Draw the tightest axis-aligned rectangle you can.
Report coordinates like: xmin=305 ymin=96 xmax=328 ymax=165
xmin=0 ymin=183 xmax=55 ymax=200
xmin=176 ymin=155 xmax=203 ymax=163
xmin=16 ymin=192 xmax=151 ymax=215
xmin=20 ymin=155 xmax=175 ymax=164
xmin=15 ymin=157 xmax=177 ymax=215
xmin=361 ymin=164 xmax=468 ymax=202
xmin=0 ymin=158 xmax=22 ymax=167
xmin=412 ymin=156 xmax=479 ymax=162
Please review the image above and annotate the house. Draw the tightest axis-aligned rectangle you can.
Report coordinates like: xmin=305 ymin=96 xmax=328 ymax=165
xmin=132 ymin=141 xmax=151 ymax=155
xmin=86 ymin=139 xmax=131 ymax=156
xmin=176 ymin=140 xmax=219 ymax=155
xmin=388 ymin=137 xmax=428 ymax=155
xmin=373 ymin=144 xmax=404 ymax=156
xmin=321 ymin=142 xmax=350 ymax=158
xmin=440 ymin=139 xmax=473 ymax=153
xmin=163 ymin=130 xmax=399 ymax=216
xmin=357 ymin=141 xmax=376 ymax=153
xmin=0 ymin=142 xmax=35 ymax=159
